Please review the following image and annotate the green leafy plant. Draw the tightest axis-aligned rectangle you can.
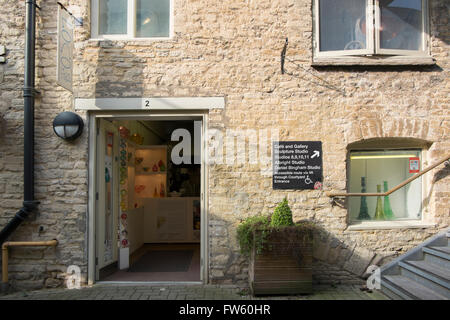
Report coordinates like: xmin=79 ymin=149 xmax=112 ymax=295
xmin=270 ymin=197 xmax=294 ymax=227
xmin=236 ymin=214 xmax=270 ymax=256
xmin=237 ymin=198 xmax=315 ymax=260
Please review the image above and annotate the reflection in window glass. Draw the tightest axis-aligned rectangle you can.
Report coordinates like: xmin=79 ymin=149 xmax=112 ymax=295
xmin=380 ymin=0 xmax=423 ymax=50
xmin=349 ymin=150 xmax=422 ymax=222
xmin=99 ymin=0 xmax=128 ymax=35
xmin=136 ymin=0 xmax=170 ymax=38
xmin=319 ymin=0 xmax=367 ymax=51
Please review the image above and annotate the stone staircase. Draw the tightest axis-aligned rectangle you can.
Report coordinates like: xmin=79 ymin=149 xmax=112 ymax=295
xmin=380 ymin=228 xmax=450 ymax=300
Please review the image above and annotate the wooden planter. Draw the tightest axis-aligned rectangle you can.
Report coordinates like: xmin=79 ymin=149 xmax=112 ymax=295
xmin=249 ymin=230 xmax=313 ymax=295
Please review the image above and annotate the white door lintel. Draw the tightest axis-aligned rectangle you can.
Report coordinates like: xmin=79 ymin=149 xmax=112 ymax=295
xmin=75 ymin=97 xmax=225 ymax=111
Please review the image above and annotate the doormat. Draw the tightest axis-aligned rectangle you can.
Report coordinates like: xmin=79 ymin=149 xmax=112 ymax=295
xmin=128 ymin=250 xmax=194 ymax=272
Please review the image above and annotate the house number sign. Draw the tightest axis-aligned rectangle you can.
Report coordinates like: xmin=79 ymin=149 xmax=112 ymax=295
xmin=273 ymin=141 xmax=323 ymax=190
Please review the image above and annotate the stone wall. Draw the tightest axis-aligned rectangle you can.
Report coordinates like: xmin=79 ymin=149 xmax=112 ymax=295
xmin=0 ymin=0 xmax=448 ymax=290
xmin=0 ymin=0 xmax=89 ymax=290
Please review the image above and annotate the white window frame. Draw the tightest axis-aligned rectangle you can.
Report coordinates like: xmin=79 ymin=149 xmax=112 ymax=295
xmin=374 ymin=0 xmax=429 ymax=57
xmin=313 ymin=0 xmax=430 ymax=61
xmin=91 ymin=0 xmax=173 ymax=40
xmin=346 ymin=147 xmax=432 ymax=230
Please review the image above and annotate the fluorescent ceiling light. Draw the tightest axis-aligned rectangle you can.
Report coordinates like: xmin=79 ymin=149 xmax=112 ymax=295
xmin=351 ymin=155 xmax=417 ymax=160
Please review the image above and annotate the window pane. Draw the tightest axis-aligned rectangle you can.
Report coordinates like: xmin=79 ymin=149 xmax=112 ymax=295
xmin=136 ymin=0 xmax=170 ymax=38
xmin=99 ymin=0 xmax=127 ymax=35
xmin=380 ymin=0 xmax=423 ymax=50
xmin=319 ymin=0 xmax=367 ymax=51
xmin=349 ymin=150 xmax=422 ymax=222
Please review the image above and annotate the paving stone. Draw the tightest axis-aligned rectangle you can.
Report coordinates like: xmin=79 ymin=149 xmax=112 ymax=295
xmin=0 ymin=284 xmax=389 ymax=300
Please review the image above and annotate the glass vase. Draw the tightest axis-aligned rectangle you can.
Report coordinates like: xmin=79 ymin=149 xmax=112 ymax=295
xmin=357 ymin=177 xmax=371 ymax=220
xmin=383 ymin=181 xmax=395 ymax=220
xmin=374 ymin=184 xmax=385 ymax=220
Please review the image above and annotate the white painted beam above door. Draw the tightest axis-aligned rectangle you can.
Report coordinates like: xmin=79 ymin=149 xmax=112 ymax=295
xmin=74 ymin=97 xmax=225 ymax=111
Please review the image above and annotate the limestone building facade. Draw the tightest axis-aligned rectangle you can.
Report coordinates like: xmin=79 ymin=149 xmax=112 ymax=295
xmin=0 ymin=0 xmax=448 ymax=290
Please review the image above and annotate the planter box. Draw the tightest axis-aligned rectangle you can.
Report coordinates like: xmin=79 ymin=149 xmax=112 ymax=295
xmin=249 ymin=230 xmax=313 ymax=295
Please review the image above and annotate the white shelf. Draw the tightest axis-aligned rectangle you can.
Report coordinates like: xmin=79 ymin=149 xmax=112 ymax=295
xmin=136 ymin=172 xmax=166 ymax=175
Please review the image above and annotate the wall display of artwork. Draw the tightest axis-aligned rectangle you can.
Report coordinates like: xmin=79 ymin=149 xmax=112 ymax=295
xmin=119 ymin=136 xmax=129 ymax=250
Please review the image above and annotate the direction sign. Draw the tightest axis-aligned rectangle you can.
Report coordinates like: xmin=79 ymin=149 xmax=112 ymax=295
xmin=273 ymin=141 xmax=323 ymax=190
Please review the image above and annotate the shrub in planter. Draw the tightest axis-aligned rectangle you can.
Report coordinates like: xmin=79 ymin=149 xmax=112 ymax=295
xmin=270 ymin=197 xmax=294 ymax=227
xmin=237 ymin=198 xmax=314 ymax=296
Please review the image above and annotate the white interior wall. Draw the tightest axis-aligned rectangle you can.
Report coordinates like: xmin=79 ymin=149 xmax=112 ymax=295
xmin=349 ymin=157 xmax=422 ymax=220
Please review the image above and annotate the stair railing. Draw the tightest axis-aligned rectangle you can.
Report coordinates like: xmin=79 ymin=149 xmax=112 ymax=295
xmin=327 ymin=153 xmax=450 ymax=198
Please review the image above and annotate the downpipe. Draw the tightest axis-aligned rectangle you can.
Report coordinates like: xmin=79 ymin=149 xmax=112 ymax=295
xmin=0 ymin=0 xmax=39 ymax=246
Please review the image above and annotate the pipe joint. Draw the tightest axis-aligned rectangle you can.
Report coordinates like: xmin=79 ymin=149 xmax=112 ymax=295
xmin=23 ymin=86 xmax=39 ymax=97
xmin=23 ymin=200 xmax=39 ymax=211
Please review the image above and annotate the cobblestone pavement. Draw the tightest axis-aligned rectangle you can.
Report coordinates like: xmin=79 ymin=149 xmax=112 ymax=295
xmin=0 ymin=284 xmax=388 ymax=300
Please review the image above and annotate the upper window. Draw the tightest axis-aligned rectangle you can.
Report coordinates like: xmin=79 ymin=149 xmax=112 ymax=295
xmin=313 ymin=0 xmax=430 ymax=62
xmin=91 ymin=0 xmax=171 ymax=39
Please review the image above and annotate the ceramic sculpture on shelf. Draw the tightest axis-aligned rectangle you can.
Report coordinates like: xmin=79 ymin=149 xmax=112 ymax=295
xmin=118 ymin=126 xmax=129 ymax=139
xmin=158 ymin=160 xmax=166 ymax=172
xmin=357 ymin=176 xmax=371 ymax=220
xmin=383 ymin=181 xmax=395 ymax=220
xmin=134 ymin=185 xmax=145 ymax=193
xmin=374 ymin=184 xmax=385 ymax=220
xmin=131 ymin=133 xmax=143 ymax=145
xmin=135 ymin=157 xmax=143 ymax=165
xmin=152 ymin=164 xmax=158 ymax=172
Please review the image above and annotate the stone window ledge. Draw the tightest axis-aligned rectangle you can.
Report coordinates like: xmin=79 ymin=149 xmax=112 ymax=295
xmin=312 ymin=56 xmax=436 ymax=66
xmin=88 ymin=37 xmax=175 ymax=46
xmin=347 ymin=220 xmax=436 ymax=231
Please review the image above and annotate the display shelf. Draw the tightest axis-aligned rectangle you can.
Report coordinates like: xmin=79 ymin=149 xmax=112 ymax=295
xmin=136 ymin=171 xmax=166 ymax=175
xmin=135 ymin=145 xmax=168 ymax=198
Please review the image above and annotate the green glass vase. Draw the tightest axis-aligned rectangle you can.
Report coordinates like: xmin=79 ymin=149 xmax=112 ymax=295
xmin=357 ymin=177 xmax=371 ymax=220
xmin=374 ymin=184 xmax=385 ymax=220
xmin=383 ymin=181 xmax=395 ymax=220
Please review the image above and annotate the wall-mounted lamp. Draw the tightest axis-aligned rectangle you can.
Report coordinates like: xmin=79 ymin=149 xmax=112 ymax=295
xmin=53 ymin=111 xmax=84 ymax=140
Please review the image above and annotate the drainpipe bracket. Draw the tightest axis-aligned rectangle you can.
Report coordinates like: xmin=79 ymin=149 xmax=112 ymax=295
xmin=23 ymin=87 xmax=40 ymax=97
xmin=23 ymin=200 xmax=39 ymax=212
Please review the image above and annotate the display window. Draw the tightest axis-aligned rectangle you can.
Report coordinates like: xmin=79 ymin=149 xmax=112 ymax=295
xmin=348 ymin=149 xmax=422 ymax=222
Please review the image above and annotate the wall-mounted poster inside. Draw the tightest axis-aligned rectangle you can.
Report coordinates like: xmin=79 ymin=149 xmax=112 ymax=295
xmin=409 ymin=157 xmax=420 ymax=173
xmin=273 ymin=141 xmax=323 ymax=190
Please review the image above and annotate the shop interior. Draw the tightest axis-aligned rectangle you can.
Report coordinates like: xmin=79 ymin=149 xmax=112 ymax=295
xmin=98 ymin=119 xmax=201 ymax=282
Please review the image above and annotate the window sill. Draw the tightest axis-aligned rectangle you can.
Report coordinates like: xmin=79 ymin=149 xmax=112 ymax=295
xmin=312 ymin=55 xmax=436 ymax=66
xmin=346 ymin=220 xmax=436 ymax=231
xmin=88 ymin=37 xmax=174 ymax=45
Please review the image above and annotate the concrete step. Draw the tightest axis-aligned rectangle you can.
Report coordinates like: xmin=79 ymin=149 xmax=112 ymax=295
xmin=429 ymin=246 xmax=450 ymax=255
xmin=399 ymin=261 xmax=450 ymax=298
xmin=423 ymin=247 xmax=450 ymax=269
xmin=382 ymin=275 xmax=448 ymax=300
xmin=404 ymin=260 xmax=450 ymax=283
xmin=380 ymin=282 xmax=408 ymax=300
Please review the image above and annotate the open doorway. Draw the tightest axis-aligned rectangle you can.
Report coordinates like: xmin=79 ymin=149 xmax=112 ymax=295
xmin=95 ymin=117 xmax=203 ymax=282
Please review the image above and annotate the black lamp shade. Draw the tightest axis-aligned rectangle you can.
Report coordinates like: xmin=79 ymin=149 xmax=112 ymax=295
xmin=53 ymin=112 xmax=84 ymax=140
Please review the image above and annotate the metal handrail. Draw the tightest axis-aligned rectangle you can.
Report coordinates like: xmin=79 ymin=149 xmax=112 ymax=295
xmin=2 ymin=240 xmax=58 ymax=284
xmin=327 ymin=153 xmax=450 ymax=198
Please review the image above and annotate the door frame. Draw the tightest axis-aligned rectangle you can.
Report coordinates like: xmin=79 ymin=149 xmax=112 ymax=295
xmin=87 ymin=110 xmax=209 ymax=285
